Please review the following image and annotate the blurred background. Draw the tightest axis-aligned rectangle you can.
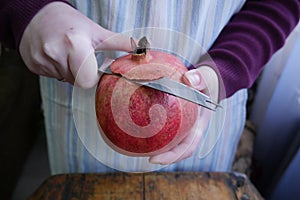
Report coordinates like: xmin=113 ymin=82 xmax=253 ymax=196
xmin=0 ymin=23 xmax=299 ymax=199
xmin=250 ymin=23 xmax=300 ymax=199
xmin=0 ymin=47 xmax=48 ymax=200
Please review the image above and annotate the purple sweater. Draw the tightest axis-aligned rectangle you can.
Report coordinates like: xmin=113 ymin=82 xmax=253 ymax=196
xmin=1 ymin=0 xmax=300 ymax=98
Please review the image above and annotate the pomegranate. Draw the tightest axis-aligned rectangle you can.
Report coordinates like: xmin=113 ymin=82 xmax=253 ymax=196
xmin=95 ymin=37 xmax=199 ymax=156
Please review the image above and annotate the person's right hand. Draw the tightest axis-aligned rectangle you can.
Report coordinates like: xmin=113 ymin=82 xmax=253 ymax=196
xmin=149 ymin=66 xmax=220 ymax=164
xmin=19 ymin=2 xmax=131 ymax=88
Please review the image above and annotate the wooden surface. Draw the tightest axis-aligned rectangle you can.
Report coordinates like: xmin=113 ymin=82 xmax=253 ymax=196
xmin=28 ymin=172 xmax=263 ymax=200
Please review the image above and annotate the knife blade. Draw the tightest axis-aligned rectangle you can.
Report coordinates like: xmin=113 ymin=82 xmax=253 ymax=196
xmin=98 ymin=64 xmax=221 ymax=111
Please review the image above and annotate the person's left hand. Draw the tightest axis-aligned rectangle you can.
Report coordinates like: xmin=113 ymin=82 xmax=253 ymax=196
xmin=149 ymin=66 xmax=219 ymax=164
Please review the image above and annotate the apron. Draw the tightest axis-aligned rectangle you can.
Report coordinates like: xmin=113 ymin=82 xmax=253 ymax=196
xmin=40 ymin=0 xmax=247 ymax=174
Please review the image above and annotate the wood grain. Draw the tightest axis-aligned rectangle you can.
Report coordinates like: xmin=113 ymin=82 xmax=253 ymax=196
xmin=29 ymin=172 xmax=263 ymax=200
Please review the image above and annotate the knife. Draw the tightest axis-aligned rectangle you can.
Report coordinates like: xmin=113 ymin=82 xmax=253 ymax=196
xmin=98 ymin=64 xmax=221 ymax=111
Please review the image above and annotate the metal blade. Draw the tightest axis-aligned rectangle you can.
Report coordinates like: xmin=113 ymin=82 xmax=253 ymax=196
xmin=98 ymin=66 xmax=221 ymax=111
xmin=133 ymin=78 xmax=220 ymax=111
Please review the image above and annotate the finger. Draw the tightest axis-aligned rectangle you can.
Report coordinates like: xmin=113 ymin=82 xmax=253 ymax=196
xmin=42 ymin=41 xmax=75 ymax=83
xmin=25 ymin=49 xmax=63 ymax=79
xmin=183 ymin=66 xmax=219 ymax=101
xmin=149 ymin=130 xmax=203 ymax=165
xmin=149 ymin=108 xmax=212 ymax=165
xmin=92 ymin=26 xmax=132 ymax=52
xmin=65 ymin=31 xmax=100 ymax=88
xmin=182 ymin=69 xmax=207 ymax=91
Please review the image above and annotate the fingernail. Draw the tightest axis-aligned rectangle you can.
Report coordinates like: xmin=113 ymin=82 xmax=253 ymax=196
xmin=184 ymin=71 xmax=201 ymax=87
xmin=149 ymin=158 xmax=164 ymax=165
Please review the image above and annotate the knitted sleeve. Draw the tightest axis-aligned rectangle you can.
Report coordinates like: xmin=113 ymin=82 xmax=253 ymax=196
xmin=0 ymin=0 xmax=71 ymax=49
xmin=202 ymin=0 xmax=300 ymax=98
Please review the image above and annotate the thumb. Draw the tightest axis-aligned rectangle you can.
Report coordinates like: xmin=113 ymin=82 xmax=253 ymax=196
xmin=93 ymin=26 xmax=132 ymax=52
xmin=66 ymin=31 xmax=99 ymax=89
xmin=183 ymin=66 xmax=219 ymax=102
xmin=183 ymin=69 xmax=207 ymax=91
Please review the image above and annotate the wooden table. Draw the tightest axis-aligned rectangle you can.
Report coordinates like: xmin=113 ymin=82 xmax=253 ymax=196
xmin=28 ymin=172 xmax=263 ymax=200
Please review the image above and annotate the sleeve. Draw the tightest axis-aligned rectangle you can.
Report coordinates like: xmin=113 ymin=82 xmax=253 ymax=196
xmin=201 ymin=0 xmax=300 ymax=98
xmin=0 ymin=0 xmax=71 ymax=49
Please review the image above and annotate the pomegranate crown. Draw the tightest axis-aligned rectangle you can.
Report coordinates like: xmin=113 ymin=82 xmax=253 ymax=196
xmin=131 ymin=36 xmax=150 ymax=56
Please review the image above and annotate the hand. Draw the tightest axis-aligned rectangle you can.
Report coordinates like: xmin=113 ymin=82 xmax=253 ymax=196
xmin=19 ymin=2 xmax=131 ymax=88
xmin=149 ymin=66 xmax=219 ymax=165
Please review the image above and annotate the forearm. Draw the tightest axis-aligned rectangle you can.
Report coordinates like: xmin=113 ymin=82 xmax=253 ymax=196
xmin=0 ymin=0 xmax=71 ymax=49
xmin=204 ymin=0 xmax=300 ymax=98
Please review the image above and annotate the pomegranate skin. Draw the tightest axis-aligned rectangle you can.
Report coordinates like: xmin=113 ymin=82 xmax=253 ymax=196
xmin=95 ymin=50 xmax=199 ymax=156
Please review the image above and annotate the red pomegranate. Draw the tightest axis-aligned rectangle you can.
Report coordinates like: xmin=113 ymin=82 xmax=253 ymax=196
xmin=95 ymin=37 xmax=199 ymax=156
